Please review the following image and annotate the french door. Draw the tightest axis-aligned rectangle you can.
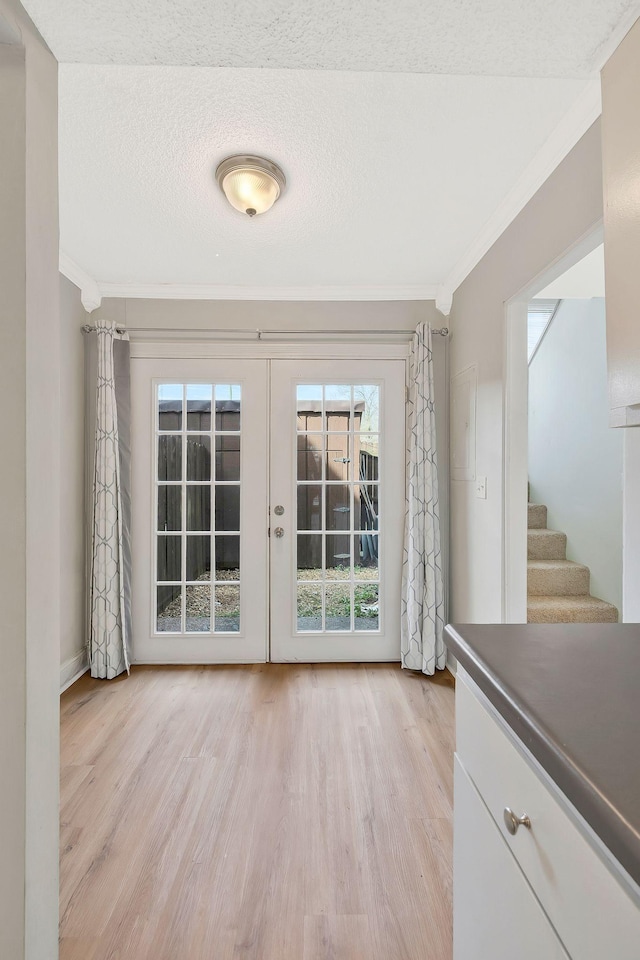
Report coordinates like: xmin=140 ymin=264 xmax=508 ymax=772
xmin=131 ymin=355 xmax=405 ymax=662
xmin=270 ymin=359 xmax=405 ymax=660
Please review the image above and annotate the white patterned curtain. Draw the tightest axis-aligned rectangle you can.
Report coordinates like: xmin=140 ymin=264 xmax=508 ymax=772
xmin=401 ymin=322 xmax=445 ymax=674
xmin=88 ymin=320 xmax=131 ymax=679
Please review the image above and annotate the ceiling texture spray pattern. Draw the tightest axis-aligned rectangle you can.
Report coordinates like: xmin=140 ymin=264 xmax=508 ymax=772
xmin=21 ymin=0 xmax=636 ymax=75
xmin=58 ymin=66 xmax=585 ymax=288
xmin=20 ymin=0 xmax=640 ymax=298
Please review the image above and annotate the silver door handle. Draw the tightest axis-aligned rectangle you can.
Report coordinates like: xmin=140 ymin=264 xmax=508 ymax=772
xmin=274 ymin=527 xmax=285 ymax=538
xmin=503 ymin=807 xmax=531 ymax=835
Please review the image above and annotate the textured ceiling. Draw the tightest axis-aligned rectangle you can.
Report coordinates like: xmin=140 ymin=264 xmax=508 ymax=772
xmin=58 ymin=65 xmax=586 ymax=288
xmin=23 ymin=0 xmax=637 ymax=76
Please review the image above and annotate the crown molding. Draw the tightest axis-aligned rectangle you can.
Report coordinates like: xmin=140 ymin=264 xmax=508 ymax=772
xmin=439 ymin=74 xmax=602 ymax=314
xmin=96 ymin=282 xmax=439 ymax=302
xmin=435 ymin=285 xmax=453 ymax=317
xmin=59 ymin=252 xmax=102 ymax=312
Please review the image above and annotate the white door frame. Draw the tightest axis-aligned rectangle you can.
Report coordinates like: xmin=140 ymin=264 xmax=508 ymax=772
xmin=130 ymin=337 xmax=410 ymax=662
xmin=502 ymin=222 xmax=604 ymax=622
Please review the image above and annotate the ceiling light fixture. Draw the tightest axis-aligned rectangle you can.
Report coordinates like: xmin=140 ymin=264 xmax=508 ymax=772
xmin=215 ymin=155 xmax=286 ymax=218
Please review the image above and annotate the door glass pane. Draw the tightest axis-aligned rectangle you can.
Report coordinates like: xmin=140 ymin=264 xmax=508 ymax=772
xmin=297 ymin=534 xmax=322 ymax=578
xmin=325 ymin=583 xmax=351 ymax=631
xmin=157 ymin=585 xmax=181 ymax=632
xmin=186 ymin=485 xmax=211 ymax=531
xmin=216 ymin=435 xmax=240 ymax=481
xmin=358 ymin=435 xmax=379 ymax=479
xmin=355 ymin=583 xmax=379 ymax=631
xmin=297 ymin=585 xmax=322 ymax=631
xmin=353 ymin=385 xmax=379 ymax=432
xmin=297 ymin=384 xmax=322 ymax=431
xmin=158 ymin=384 xmax=182 ymax=430
xmin=186 ymin=584 xmax=211 ymax=632
xmin=158 ymin=435 xmax=182 ymax=481
xmin=215 ymin=536 xmax=240 ymax=579
xmin=326 ymin=484 xmax=350 ymax=531
xmin=325 ymin=385 xmax=351 ymax=432
xmin=157 ymin=535 xmax=181 ymax=582
xmin=154 ymin=382 xmax=241 ymax=635
xmin=354 ymin=534 xmax=379 ymax=577
xmin=215 ymin=384 xmax=241 ymax=430
xmin=325 ymin=534 xmax=350 ymax=579
xmin=186 ymin=384 xmax=212 ymax=430
xmin=353 ymin=484 xmax=379 ymax=531
xmin=297 ymin=435 xmax=323 ymax=481
xmin=215 ymin=486 xmax=240 ymax=531
xmin=295 ymin=380 xmax=382 ymax=635
xmin=297 ymin=484 xmax=322 ymax=531
xmin=326 ymin=434 xmax=351 ymax=481
xmin=186 ymin=536 xmax=210 ymax=581
xmin=215 ymin=584 xmax=240 ymax=632
xmin=158 ymin=486 xmax=181 ymax=531
xmin=186 ymin=436 xmax=211 ymax=481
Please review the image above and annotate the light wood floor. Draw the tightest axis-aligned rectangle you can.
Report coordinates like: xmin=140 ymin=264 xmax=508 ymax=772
xmin=60 ymin=663 xmax=455 ymax=960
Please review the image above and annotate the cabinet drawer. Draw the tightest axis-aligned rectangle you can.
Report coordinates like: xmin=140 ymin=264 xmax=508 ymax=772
xmin=456 ymin=673 xmax=640 ymax=960
xmin=454 ymin=757 xmax=569 ymax=960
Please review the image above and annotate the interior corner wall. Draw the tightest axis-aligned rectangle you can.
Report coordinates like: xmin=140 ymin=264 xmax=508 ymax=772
xmin=448 ymin=120 xmax=603 ymax=623
xmin=528 ymin=298 xmax=623 ymax=613
xmin=60 ymin=275 xmax=87 ymax=681
xmin=0 ymin=1 xmax=60 ymax=958
xmin=96 ymin=296 xmax=451 ymax=619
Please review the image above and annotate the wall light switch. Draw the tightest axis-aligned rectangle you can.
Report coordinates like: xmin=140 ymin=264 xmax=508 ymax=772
xmin=475 ymin=476 xmax=487 ymax=499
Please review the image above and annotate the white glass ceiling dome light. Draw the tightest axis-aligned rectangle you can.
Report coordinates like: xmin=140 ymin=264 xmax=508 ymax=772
xmin=215 ymin=155 xmax=286 ymax=217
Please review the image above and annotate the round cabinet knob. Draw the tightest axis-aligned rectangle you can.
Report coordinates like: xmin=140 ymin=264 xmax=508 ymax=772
xmin=274 ymin=527 xmax=285 ymax=538
xmin=503 ymin=807 xmax=531 ymax=835
xmin=274 ymin=505 xmax=285 ymax=516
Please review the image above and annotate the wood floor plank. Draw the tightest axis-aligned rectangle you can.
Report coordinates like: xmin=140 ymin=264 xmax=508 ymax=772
xmin=60 ymin=663 xmax=454 ymax=959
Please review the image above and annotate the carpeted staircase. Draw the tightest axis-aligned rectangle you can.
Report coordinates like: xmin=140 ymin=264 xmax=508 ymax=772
xmin=527 ymin=503 xmax=618 ymax=623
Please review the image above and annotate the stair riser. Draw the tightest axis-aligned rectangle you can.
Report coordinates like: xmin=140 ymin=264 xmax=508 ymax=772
xmin=527 ymin=532 xmax=566 ymax=561
xmin=528 ymin=504 xmax=547 ymax=529
xmin=528 ymin=566 xmax=590 ymax=596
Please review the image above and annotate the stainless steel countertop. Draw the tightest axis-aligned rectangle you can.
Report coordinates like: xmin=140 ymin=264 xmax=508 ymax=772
xmin=444 ymin=623 xmax=640 ymax=889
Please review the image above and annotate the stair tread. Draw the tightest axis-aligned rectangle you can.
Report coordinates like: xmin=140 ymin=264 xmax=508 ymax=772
xmin=528 ymin=559 xmax=589 ymax=571
xmin=527 ymin=594 xmax=619 ymax=623
xmin=527 ymin=528 xmax=564 ymax=537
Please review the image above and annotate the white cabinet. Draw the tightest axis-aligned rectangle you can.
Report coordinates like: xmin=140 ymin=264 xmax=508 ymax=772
xmin=601 ymin=17 xmax=640 ymax=426
xmin=454 ymin=670 xmax=640 ymax=960
xmin=454 ymin=757 xmax=569 ymax=960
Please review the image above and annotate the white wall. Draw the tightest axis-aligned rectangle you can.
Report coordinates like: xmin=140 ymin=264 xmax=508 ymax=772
xmin=528 ymin=298 xmax=623 ymax=612
xmin=449 ymin=121 xmax=604 ymax=623
xmin=0 ymin=0 xmax=60 ymax=957
xmin=60 ymin=275 xmax=87 ymax=681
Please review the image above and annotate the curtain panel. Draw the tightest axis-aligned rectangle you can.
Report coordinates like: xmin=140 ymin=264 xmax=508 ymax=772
xmin=401 ymin=322 xmax=445 ymax=674
xmin=85 ymin=321 xmax=131 ymax=679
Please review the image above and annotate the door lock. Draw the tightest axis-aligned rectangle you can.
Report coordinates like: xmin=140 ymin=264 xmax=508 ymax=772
xmin=274 ymin=505 xmax=285 ymax=516
xmin=274 ymin=527 xmax=285 ymax=538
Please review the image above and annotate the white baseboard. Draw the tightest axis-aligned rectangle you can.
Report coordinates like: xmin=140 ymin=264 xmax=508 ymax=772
xmin=60 ymin=650 xmax=88 ymax=693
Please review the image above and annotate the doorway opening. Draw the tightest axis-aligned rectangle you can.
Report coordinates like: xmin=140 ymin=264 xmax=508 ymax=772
xmin=503 ymin=224 xmax=621 ymax=623
xmin=131 ymin=354 xmax=406 ymax=664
